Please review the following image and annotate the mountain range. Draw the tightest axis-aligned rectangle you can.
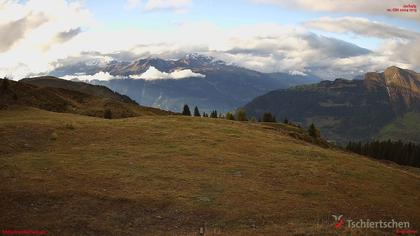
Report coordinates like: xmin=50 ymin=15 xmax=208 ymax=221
xmin=243 ymin=66 xmax=420 ymax=144
xmin=50 ymin=54 xmax=320 ymax=113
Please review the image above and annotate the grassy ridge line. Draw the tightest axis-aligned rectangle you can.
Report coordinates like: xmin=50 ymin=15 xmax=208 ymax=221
xmin=0 ymin=79 xmax=175 ymax=118
xmin=0 ymin=108 xmax=419 ymax=235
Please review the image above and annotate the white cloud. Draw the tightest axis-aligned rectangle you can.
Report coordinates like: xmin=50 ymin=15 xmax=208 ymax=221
xmin=0 ymin=0 xmax=95 ymax=80
xmin=1 ymin=1 xmax=418 ymax=81
xmin=44 ymin=21 xmax=420 ymax=80
xmin=144 ymin=0 xmax=191 ymax=12
xmin=61 ymin=71 xmax=123 ymax=81
xmin=252 ymin=0 xmax=420 ymax=21
xmin=289 ymin=70 xmax=307 ymax=76
xmin=131 ymin=66 xmax=205 ymax=80
xmin=304 ymin=17 xmax=420 ymax=39
xmin=125 ymin=0 xmax=141 ymax=10
xmin=124 ymin=0 xmax=191 ymax=12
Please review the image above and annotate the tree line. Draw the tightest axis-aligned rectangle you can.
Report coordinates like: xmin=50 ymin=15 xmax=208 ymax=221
xmin=181 ymin=104 xmax=321 ymax=139
xmin=346 ymin=140 xmax=420 ymax=167
xmin=182 ymin=104 xmax=280 ymax=122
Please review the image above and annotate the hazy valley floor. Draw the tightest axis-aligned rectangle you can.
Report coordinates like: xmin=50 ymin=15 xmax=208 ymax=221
xmin=1 ymin=108 xmax=419 ymax=235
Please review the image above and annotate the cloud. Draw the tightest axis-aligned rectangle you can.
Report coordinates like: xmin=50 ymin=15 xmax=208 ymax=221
xmin=0 ymin=13 xmax=48 ymax=52
xmin=1 ymin=1 xmax=418 ymax=81
xmin=43 ymin=27 xmax=83 ymax=51
xmin=0 ymin=0 xmax=95 ymax=79
xmin=144 ymin=0 xmax=191 ymax=12
xmin=131 ymin=66 xmax=205 ymax=80
xmin=125 ymin=0 xmax=141 ymax=10
xmin=304 ymin=17 xmax=420 ymax=39
xmin=61 ymin=71 xmax=123 ymax=81
xmin=252 ymin=0 xmax=420 ymax=21
xmin=211 ymin=25 xmax=373 ymax=76
xmin=289 ymin=70 xmax=307 ymax=76
xmin=54 ymin=27 xmax=82 ymax=44
xmin=45 ymin=21 xmax=419 ymax=80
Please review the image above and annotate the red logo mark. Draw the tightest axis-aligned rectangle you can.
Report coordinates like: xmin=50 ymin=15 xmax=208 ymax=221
xmin=332 ymin=215 xmax=345 ymax=229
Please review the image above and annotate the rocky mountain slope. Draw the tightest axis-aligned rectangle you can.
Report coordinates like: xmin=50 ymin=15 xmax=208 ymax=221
xmin=243 ymin=66 xmax=420 ymax=144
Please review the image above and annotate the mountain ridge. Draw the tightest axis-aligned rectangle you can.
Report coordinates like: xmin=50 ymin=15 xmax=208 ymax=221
xmin=49 ymin=54 xmax=320 ymax=112
xmin=243 ymin=66 xmax=420 ymax=144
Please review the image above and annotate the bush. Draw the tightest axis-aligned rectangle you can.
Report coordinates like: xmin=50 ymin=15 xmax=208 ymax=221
xmin=64 ymin=123 xmax=75 ymax=130
xmin=262 ymin=112 xmax=276 ymax=122
xmin=235 ymin=109 xmax=248 ymax=121
xmin=104 ymin=109 xmax=113 ymax=119
xmin=226 ymin=112 xmax=235 ymax=120
xmin=50 ymin=132 xmax=58 ymax=141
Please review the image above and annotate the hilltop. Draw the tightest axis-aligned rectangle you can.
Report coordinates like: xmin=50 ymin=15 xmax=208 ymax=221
xmin=0 ymin=108 xmax=419 ymax=235
xmin=0 ymin=77 xmax=174 ymax=118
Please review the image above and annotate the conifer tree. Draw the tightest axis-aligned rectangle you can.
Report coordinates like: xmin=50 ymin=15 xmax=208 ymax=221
xmin=210 ymin=110 xmax=218 ymax=118
xmin=193 ymin=106 xmax=201 ymax=117
xmin=345 ymin=140 xmax=420 ymax=168
xmin=308 ymin=123 xmax=320 ymax=138
xmin=182 ymin=105 xmax=191 ymax=116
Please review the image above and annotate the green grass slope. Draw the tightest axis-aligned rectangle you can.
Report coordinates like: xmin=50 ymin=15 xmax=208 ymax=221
xmin=1 ymin=108 xmax=419 ymax=235
xmin=0 ymin=79 xmax=174 ymax=118
xmin=21 ymin=76 xmax=138 ymax=105
xmin=376 ymin=112 xmax=420 ymax=144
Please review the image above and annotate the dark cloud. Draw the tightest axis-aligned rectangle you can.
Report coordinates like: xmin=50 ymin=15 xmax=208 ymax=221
xmin=304 ymin=17 xmax=420 ymax=40
xmin=55 ymin=27 xmax=82 ymax=43
xmin=0 ymin=13 xmax=48 ymax=52
xmin=304 ymin=34 xmax=371 ymax=58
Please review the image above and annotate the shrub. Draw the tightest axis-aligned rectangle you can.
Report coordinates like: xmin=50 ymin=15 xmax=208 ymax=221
xmin=210 ymin=110 xmax=218 ymax=118
xmin=262 ymin=112 xmax=276 ymax=122
xmin=235 ymin=109 xmax=248 ymax=121
xmin=50 ymin=132 xmax=58 ymax=141
xmin=104 ymin=109 xmax=113 ymax=119
xmin=65 ymin=123 xmax=75 ymax=130
xmin=226 ymin=112 xmax=235 ymax=120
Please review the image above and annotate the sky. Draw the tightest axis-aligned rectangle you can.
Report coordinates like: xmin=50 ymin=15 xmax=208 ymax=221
xmin=0 ymin=0 xmax=419 ymax=80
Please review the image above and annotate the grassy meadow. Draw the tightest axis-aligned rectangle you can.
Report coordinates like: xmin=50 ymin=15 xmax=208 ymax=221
xmin=1 ymin=108 xmax=419 ymax=235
